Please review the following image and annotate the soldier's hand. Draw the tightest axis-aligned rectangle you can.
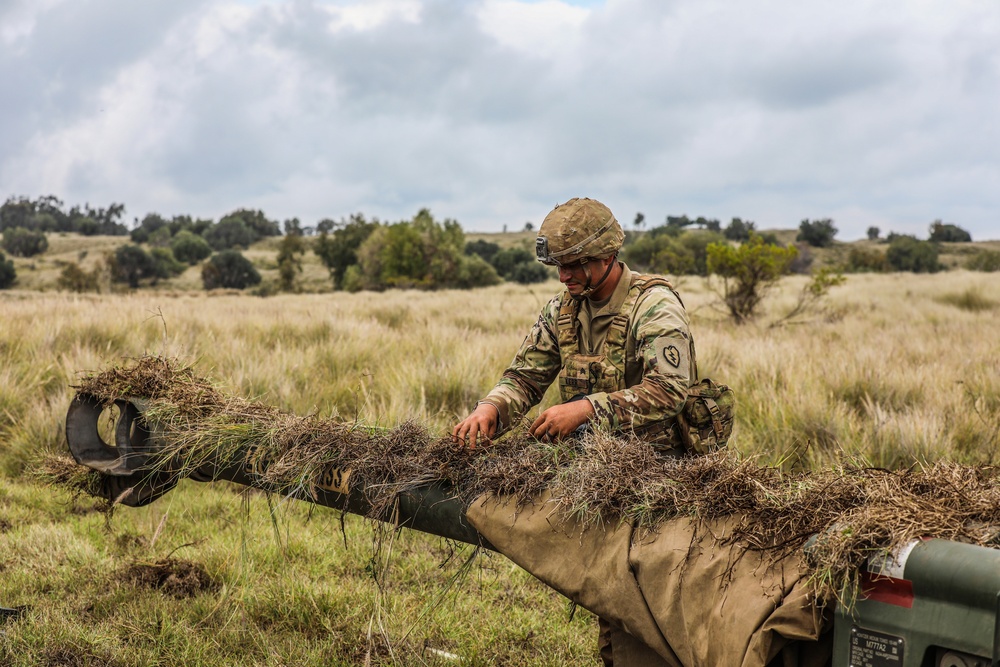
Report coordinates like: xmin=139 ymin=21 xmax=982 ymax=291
xmin=530 ymin=400 xmax=594 ymax=441
xmin=452 ymin=403 xmax=499 ymax=449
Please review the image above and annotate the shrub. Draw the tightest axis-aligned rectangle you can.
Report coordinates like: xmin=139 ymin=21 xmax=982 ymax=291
xmin=276 ymin=233 xmax=306 ymax=292
xmin=204 ymin=218 xmax=255 ymax=251
xmin=454 ymin=254 xmax=503 ymax=288
xmin=110 ymin=244 xmax=160 ymax=288
xmin=507 ymin=260 xmax=550 ymax=284
xmin=465 ymin=239 xmax=501 ymax=263
xmin=928 ymin=220 xmax=971 ymax=243
xmin=966 ymin=250 xmax=1000 ymax=272
xmin=844 ymin=246 xmax=889 ymax=273
xmin=150 ymin=247 xmax=186 ymax=279
xmin=202 ymin=250 xmax=261 ymax=290
xmin=724 ymin=218 xmax=756 ymax=241
xmin=171 ymin=230 xmax=213 ymax=265
xmin=706 ymin=233 xmax=798 ymax=323
xmin=314 ymin=214 xmax=379 ymax=289
xmin=797 ymin=219 xmax=838 ymax=247
xmin=886 ymin=235 xmax=941 ymax=273
xmin=0 ymin=251 xmax=15 ymax=289
xmin=57 ymin=262 xmax=102 ymax=293
xmin=2 ymin=226 xmax=48 ymax=257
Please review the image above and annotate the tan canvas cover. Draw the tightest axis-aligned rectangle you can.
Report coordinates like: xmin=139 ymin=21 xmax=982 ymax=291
xmin=467 ymin=492 xmax=832 ymax=667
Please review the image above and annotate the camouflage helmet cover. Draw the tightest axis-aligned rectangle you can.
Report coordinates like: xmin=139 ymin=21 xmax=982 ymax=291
xmin=535 ymin=198 xmax=625 ymax=266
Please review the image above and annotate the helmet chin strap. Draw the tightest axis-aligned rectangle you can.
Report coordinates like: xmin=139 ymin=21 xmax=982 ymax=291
xmin=574 ymin=255 xmax=618 ymax=300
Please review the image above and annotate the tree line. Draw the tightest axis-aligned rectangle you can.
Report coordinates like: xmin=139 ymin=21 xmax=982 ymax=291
xmin=1 ymin=195 xmax=995 ymax=295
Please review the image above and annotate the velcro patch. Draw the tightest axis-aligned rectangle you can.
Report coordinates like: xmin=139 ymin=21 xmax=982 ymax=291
xmin=655 ymin=338 xmax=689 ymax=377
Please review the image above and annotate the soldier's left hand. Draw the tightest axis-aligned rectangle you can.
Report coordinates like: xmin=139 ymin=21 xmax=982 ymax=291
xmin=530 ymin=399 xmax=595 ymax=441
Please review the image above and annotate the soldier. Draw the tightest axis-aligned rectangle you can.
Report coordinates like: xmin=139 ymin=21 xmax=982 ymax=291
xmin=452 ymin=197 xmax=697 ymax=666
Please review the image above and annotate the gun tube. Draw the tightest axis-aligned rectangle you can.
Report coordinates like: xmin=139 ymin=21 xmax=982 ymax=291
xmin=65 ymin=394 xmax=493 ymax=550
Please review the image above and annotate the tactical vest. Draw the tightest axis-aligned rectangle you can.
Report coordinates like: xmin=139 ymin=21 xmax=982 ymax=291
xmin=555 ymin=274 xmax=698 ymax=448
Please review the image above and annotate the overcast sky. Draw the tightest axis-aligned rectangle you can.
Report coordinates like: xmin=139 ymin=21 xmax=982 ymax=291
xmin=1 ymin=0 xmax=998 ymax=240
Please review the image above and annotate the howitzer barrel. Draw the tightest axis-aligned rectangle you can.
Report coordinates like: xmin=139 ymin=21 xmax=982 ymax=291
xmin=65 ymin=394 xmax=493 ymax=550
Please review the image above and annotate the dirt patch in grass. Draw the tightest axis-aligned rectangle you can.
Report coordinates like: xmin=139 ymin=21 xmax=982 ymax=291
xmin=121 ymin=558 xmax=219 ymax=599
xmin=43 ymin=644 xmax=123 ymax=667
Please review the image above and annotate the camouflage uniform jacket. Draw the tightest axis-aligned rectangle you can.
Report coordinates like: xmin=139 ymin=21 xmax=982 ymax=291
xmin=480 ymin=264 xmax=697 ymax=440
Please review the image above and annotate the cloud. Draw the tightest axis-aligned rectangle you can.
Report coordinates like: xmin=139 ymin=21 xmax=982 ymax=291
xmin=1 ymin=0 xmax=998 ymax=239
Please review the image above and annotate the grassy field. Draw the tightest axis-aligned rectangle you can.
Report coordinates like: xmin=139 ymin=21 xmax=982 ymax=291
xmin=1 ymin=248 xmax=999 ymax=664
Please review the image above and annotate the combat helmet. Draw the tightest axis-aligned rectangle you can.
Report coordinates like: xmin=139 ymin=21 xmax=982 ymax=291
xmin=535 ymin=198 xmax=624 ymax=267
xmin=535 ymin=198 xmax=625 ymax=298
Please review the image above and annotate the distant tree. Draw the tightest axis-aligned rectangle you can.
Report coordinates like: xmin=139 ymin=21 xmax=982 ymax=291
xmin=507 ymin=261 xmax=549 ymax=284
xmin=171 ymin=230 xmax=213 ymax=265
xmin=204 ymin=217 xmax=255 ymax=251
xmin=724 ymin=217 xmax=756 ymax=241
xmin=665 ymin=215 xmax=693 ymax=235
xmin=110 ymin=244 xmax=160 ymax=288
xmin=706 ymin=233 xmax=798 ymax=323
xmin=131 ymin=213 xmax=169 ymax=243
xmin=928 ymin=220 xmax=972 ymax=243
xmin=797 ymin=219 xmax=838 ymax=247
xmin=0 ymin=251 xmax=15 ymax=289
xmin=490 ymin=248 xmax=534 ymax=278
xmin=2 ymin=227 xmax=48 ymax=257
xmin=465 ymin=239 xmax=501 ymax=264
xmin=886 ymin=235 xmax=941 ymax=273
xmin=283 ymin=218 xmax=303 ymax=236
xmin=844 ymin=246 xmax=889 ymax=273
xmin=150 ymin=247 xmax=186 ymax=279
xmin=277 ymin=229 xmax=306 ymax=292
xmin=967 ymin=250 xmax=1000 ymax=272
xmin=866 ymin=226 xmax=880 ymax=241
xmin=314 ymin=214 xmax=379 ymax=289
xmin=220 ymin=208 xmax=279 ymax=240
xmin=693 ymin=216 xmax=721 ymax=233
xmin=316 ymin=218 xmax=336 ymax=234
xmin=0 ymin=197 xmax=36 ymax=231
xmin=633 ymin=212 xmax=646 ymax=230
xmin=523 ymin=221 xmax=534 ymax=232
xmin=57 ymin=262 xmax=103 ymax=293
xmin=202 ymin=250 xmax=261 ymax=290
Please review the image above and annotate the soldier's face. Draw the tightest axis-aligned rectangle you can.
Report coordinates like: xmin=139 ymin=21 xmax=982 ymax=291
xmin=558 ymin=257 xmax=609 ymax=296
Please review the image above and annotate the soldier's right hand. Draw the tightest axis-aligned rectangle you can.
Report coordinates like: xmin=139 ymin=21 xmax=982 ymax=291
xmin=452 ymin=403 xmax=499 ymax=449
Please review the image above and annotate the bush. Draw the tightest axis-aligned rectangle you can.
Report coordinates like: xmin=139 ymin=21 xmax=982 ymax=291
xmin=886 ymin=235 xmax=941 ymax=273
xmin=966 ymin=250 xmax=1000 ymax=272
xmin=796 ymin=219 xmax=838 ymax=248
xmin=928 ymin=220 xmax=972 ymax=243
xmin=171 ymin=230 xmax=213 ymax=265
xmin=844 ymin=246 xmax=889 ymax=273
xmin=2 ymin=226 xmax=48 ymax=257
xmin=150 ymin=247 xmax=186 ymax=279
xmin=276 ymin=233 xmax=306 ymax=292
xmin=706 ymin=234 xmax=798 ymax=323
xmin=57 ymin=262 xmax=102 ymax=292
xmin=454 ymin=254 xmax=503 ymax=288
xmin=204 ymin=218 xmax=255 ymax=251
xmin=0 ymin=251 xmax=15 ymax=289
xmin=314 ymin=214 xmax=379 ymax=289
xmin=465 ymin=239 xmax=501 ymax=263
xmin=202 ymin=250 xmax=261 ymax=290
xmin=110 ymin=244 xmax=160 ymax=288
xmin=507 ymin=260 xmax=550 ymax=284
xmin=724 ymin=218 xmax=756 ymax=241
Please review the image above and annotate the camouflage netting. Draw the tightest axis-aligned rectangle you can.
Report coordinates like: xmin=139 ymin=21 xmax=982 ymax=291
xmin=58 ymin=356 xmax=1000 ymax=607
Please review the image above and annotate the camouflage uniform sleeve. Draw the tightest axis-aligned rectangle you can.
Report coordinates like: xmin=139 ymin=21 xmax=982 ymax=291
xmin=587 ymin=287 xmax=692 ymax=432
xmin=480 ymin=294 xmax=563 ymax=431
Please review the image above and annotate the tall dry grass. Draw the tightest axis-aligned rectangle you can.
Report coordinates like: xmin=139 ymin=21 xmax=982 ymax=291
xmin=3 ymin=271 xmax=998 ymax=472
